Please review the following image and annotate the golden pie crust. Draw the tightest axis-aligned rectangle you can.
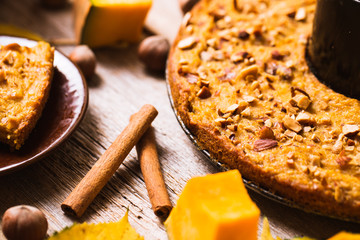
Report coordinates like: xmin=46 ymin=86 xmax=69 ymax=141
xmin=0 ymin=41 xmax=54 ymax=149
xmin=167 ymin=0 xmax=360 ymax=220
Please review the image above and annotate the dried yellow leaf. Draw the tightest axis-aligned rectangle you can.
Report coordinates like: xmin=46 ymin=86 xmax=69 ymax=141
xmin=48 ymin=211 xmax=143 ymax=240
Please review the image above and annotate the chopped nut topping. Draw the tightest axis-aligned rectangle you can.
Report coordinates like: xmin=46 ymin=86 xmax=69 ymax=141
xmin=303 ymin=126 xmax=312 ymax=132
xmin=237 ymin=100 xmax=249 ymax=111
xmin=244 ymin=125 xmax=257 ymax=133
xmin=210 ymin=8 xmax=226 ymax=21
xmin=0 ymin=70 xmax=5 ymax=83
xmin=227 ymin=124 xmax=238 ymax=132
xmin=213 ymin=50 xmax=225 ymax=60
xmin=184 ymin=73 xmax=199 ymax=84
xmin=318 ymin=101 xmax=329 ymax=111
xmin=317 ymin=116 xmax=332 ymax=125
xmin=286 ymin=159 xmax=295 ymax=167
xmin=238 ymin=65 xmax=258 ymax=79
xmin=336 ymin=150 xmax=351 ymax=168
xmin=206 ymin=38 xmax=217 ymax=48
xmin=218 ymin=30 xmax=232 ymax=40
xmin=222 ymin=112 xmax=231 ymax=119
xmin=231 ymin=51 xmax=250 ymax=63
xmin=294 ymin=134 xmax=303 ymax=142
xmin=177 ymin=37 xmax=198 ymax=50
xmin=200 ymin=79 xmax=210 ymax=87
xmin=178 ymin=64 xmax=191 ymax=75
xmin=233 ymin=114 xmax=240 ymax=122
xmin=295 ymin=7 xmax=307 ymax=21
xmin=345 ymin=146 xmax=355 ymax=152
xmin=225 ymin=104 xmax=239 ymax=114
xmin=230 ymin=53 xmax=243 ymax=63
xmin=283 ymin=116 xmax=302 ymax=133
xmin=200 ymin=51 xmax=213 ymax=61
xmin=271 ymin=50 xmax=284 ymax=61
xmin=342 ymin=124 xmax=360 ymax=138
xmin=264 ymin=119 xmax=273 ymax=128
xmin=332 ymin=140 xmax=343 ymax=154
xmin=2 ymin=52 xmax=14 ymax=66
xmin=250 ymin=81 xmax=260 ymax=90
xmin=311 ymin=134 xmax=320 ymax=143
xmin=284 ymin=129 xmax=296 ymax=138
xmin=264 ymin=73 xmax=279 ymax=82
xmin=241 ymin=107 xmax=251 ymax=117
xmin=258 ymin=126 xmax=275 ymax=139
xmin=238 ymin=30 xmax=250 ymax=40
xmin=285 ymin=60 xmax=295 ymax=68
xmin=253 ymin=139 xmax=278 ymax=152
xmin=290 ymin=94 xmax=311 ymax=110
xmin=197 ymin=86 xmax=211 ymax=99
xmin=276 ymin=65 xmax=293 ymax=80
xmin=181 ymin=12 xmax=192 ymax=27
xmin=283 ymin=102 xmax=298 ymax=115
xmin=4 ymin=43 xmax=21 ymax=51
xmin=296 ymin=112 xmax=316 ymax=126
xmin=287 ymin=10 xmax=296 ymax=18
xmin=179 ymin=58 xmax=189 ymax=65
xmin=218 ymin=72 xmax=236 ymax=81
xmin=347 ymin=139 xmax=355 ymax=146
xmin=243 ymin=95 xmax=256 ymax=103
xmin=214 ymin=117 xmax=226 ymax=127
xmin=287 ymin=151 xmax=295 ymax=159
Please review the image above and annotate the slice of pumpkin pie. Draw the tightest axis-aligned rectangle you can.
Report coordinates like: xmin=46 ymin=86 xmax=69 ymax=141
xmin=0 ymin=41 xmax=54 ymax=149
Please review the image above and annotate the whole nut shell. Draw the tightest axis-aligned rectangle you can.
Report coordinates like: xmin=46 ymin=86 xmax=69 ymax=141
xmin=138 ymin=35 xmax=170 ymax=72
xmin=69 ymin=45 xmax=96 ymax=80
xmin=2 ymin=205 xmax=48 ymax=240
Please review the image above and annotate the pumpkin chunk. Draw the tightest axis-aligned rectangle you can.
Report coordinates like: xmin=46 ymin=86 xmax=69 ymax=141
xmin=74 ymin=0 xmax=152 ymax=48
xmin=165 ymin=170 xmax=260 ymax=240
xmin=328 ymin=232 xmax=360 ymax=240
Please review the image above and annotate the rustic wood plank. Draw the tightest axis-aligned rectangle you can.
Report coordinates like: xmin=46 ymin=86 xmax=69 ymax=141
xmin=0 ymin=0 xmax=359 ymax=239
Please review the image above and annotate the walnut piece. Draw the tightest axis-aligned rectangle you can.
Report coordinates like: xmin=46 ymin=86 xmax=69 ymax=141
xmin=336 ymin=151 xmax=352 ymax=168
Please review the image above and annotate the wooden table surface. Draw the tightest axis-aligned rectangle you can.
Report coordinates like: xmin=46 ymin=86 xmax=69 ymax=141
xmin=1 ymin=0 xmax=360 ymax=239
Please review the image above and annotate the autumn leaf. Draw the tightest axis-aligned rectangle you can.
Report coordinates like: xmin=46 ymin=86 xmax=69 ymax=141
xmin=48 ymin=211 xmax=143 ymax=240
xmin=0 ymin=24 xmax=43 ymax=41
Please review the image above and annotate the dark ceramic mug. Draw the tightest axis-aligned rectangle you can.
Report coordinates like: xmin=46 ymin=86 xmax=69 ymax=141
xmin=308 ymin=0 xmax=360 ymax=98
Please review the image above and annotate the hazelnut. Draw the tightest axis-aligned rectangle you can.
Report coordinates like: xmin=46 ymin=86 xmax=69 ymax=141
xmin=138 ymin=35 xmax=170 ymax=72
xmin=179 ymin=0 xmax=200 ymax=13
xmin=2 ymin=205 xmax=48 ymax=240
xmin=69 ymin=45 xmax=96 ymax=80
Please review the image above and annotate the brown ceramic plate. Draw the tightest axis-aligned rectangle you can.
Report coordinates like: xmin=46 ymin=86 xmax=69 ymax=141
xmin=0 ymin=36 xmax=88 ymax=175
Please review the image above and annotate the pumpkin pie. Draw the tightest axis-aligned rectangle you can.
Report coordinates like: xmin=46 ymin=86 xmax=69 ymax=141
xmin=167 ymin=0 xmax=360 ymax=220
xmin=0 ymin=41 xmax=54 ymax=149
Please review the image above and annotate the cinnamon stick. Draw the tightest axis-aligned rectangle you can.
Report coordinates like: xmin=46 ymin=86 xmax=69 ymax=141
xmin=136 ymin=127 xmax=172 ymax=219
xmin=61 ymin=104 xmax=158 ymax=217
